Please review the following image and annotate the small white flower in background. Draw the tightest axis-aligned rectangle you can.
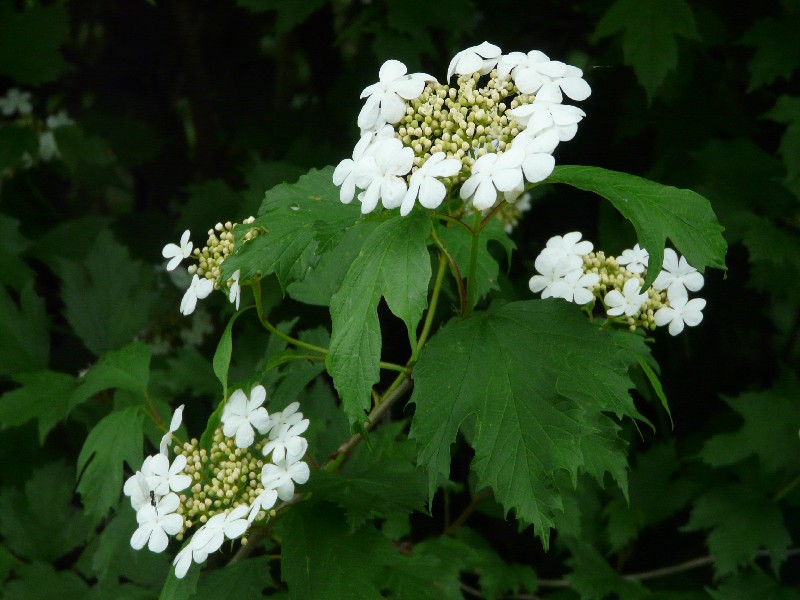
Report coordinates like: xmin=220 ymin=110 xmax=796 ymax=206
xmin=460 ymin=148 xmax=525 ymax=210
xmin=263 ymin=419 xmax=309 ymax=463
xmin=38 ymin=131 xmax=59 ymax=161
xmin=653 ymin=248 xmax=704 ymax=300
xmin=0 ymin=88 xmax=33 ymax=116
xmin=447 ymin=41 xmax=502 ymax=80
xmin=529 ymin=252 xmax=582 ymax=298
xmin=354 ymin=137 xmax=414 ymax=213
xmin=543 ymin=231 xmax=594 ymax=261
xmin=123 ymin=468 xmax=156 ymax=511
xmin=221 ymin=385 xmax=271 ymax=449
xmin=654 ymin=296 xmax=706 ymax=336
xmin=180 ymin=274 xmax=214 ymax=316
xmin=617 ymin=244 xmax=649 ymax=274
xmin=130 ymin=492 xmax=183 ymax=553
xmin=513 ymin=129 xmax=559 ymax=184
xmin=160 ymin=404 xmax=184 ymax=456
xmin=228 ymin=269 xmax=241 ymax=310
xmin=604 ymin=278 xmax=648 ymax=317
xmin=508 ymin=101 xmax=586 ymax=142
xmin=358 ymin=60 xmax=433 ymax=131
xmin=147 ymin=453 xmax=192 ymax=495
xmin=262 ymin=453 xmax=310 ymax=502
xmin=162 ymin=230 xmax=193 ymax=271
xmin=550 ymin=269 xmax=600 ymax=305
xmin=46 ymin=110 xmax=74 ymax=129
xmin=400 ymin=152 xmax=462 ymax=216
xmin=247 ymin=488 xmax=279 ymax=523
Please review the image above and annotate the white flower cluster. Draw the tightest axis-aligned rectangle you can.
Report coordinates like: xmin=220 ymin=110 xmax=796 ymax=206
xmin=333 ymin=42 xmax=590 ymax=217
xmin=122 ymin=387 xmax=311 ymax=579
xmin=529 ymin=233 xmax=707 ymax=335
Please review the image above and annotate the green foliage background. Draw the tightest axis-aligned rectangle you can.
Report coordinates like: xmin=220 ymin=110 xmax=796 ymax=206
xmin=0 ymin=0 xmax=798 ymax=598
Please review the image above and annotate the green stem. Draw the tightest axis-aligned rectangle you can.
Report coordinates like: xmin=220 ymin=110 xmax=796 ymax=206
xmin=430 ymin=226 xmax=467 ymax=316
xmin=416 ymin=251 xmax=448 ymax=354
xmin=432 ymin=211 xmax=472 ymax=234
xmin=775 ymin=473 xmax=800 ymax=502
xmin=463 ymin=210 xmax=483 ymax=317
xmin=379 ymin=361 xmax=412 ymax=375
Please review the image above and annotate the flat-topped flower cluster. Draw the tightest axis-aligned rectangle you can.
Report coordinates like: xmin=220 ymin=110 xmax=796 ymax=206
xmin=529 ymin=232 xmax=707 ymax=335
xmin=333 ymin=42 xmax=591 ymax=216
xmin=122 ymin=386 xmax=310 ymax=579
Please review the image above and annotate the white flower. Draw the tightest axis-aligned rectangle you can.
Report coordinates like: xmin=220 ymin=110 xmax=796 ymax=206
xmin=180 ymin=274 xmax=214 ymax=316
xmin=162 ymin=230 xmax=193 ymax=271
xmin=38 ymin=131 xmax=59 ymax=161
xmin=543 ymin=231 xmax=594 ymax=261
xmin=333 ymin=130 xmax=380 ymax=204
xmin=501 ymin=51 xmax=591 ymax=102
xmin=123 ymin=467 xmax=156 ymax=511
xmin=263 ymin=419 xmax=309 ymax=463
xmin=228 ymin=270 xmax=241 ymax=310
xmin=262 ymin=454 xmax=310 ymax=502
xmin=130 ymin=492 xmax=183 ymax=553
xmin=654 ymin=296 xmax=706 ymax=336
xmin=147 ymin=453 xmax=191 ymax=495
xmin=46 ymin=110 xmax=74 ymax=129
xmin=513 ymin=129 xmax=559 ymax=184
xmin=604 ymin=279 xmax=648 ymax=317
xmin=266 ymin=402 xmax=304 ymax=436
xmin=617 ymin=244 xmax=649 ymax=274
xmin=529 ymin=252 xmax=582 ymax=298
xmin=460 ymin=149 xmax=525 ymax=210
xmin=447 ymin=41 xmax=502 ymax=80
xmin=399 ymin=152 xmax=462 ymax=216
xmin=247 ymin=488 xmax=279 ymax=523
xmin=0 ymin=88 xmax=33 ymax=116
xmin=221 ymin=385 xmax=271 ymax=449
xmin=652 ymin=248 xmax=704 ymax=300
xmin=160 ymin=404 xmax=184 ymax=456
xmin=550 ymin=269 xmax=599 ymax=305
xmin=354 ymin=137 xmax=413 ymax=213
xmin=358 ymin=60 xmax=433 ymax=131
xmin=508 ymin=101 xmax=586 ymax=142
xmin=173 ymin=537 xmax=203 ymax=579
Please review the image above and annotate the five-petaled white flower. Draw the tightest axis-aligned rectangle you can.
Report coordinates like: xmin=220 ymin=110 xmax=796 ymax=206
xmin=123 ymin=467 xmax=156 ymax=511
xmin=358 ymin=60 xmax=433 ymax=131
xmin=529 ymin=252 xmax=581 ymax=298
xmin=604 ymin=279 xmax=648 ymax=317
xmin=447 ymin=41 xmax=502 ymax=80
xmin=162 ymin=230 xmax=193 ymax=271
xmin=543 ymin=231 xmax=594 ymax=262
xmin=333 ymin=126 xmax=394 ymax=204
xmin=171 ymin=506 xmax=248 ymax=579
xmin=262 ymin=454 xmax=310 ymax=502
xmin=500 ymin=50 xmax=591 ymax=103
xmin=221 ymin=385 xmax=271 ymax=449
xmin=400 ymin=152 xmax=462 ymax=216
xmin=0 ymin=88 xmax=33 ymax=116
xmin=147 ymin=453 xmax=191 ymax=496
xmin=551 ymin=269 xmax=600 ymax=305
xmin=180 ymin=274 xmax=214 ymax=316
xmin=130 ymin=492 xmax=183 ymax=553
xmin=263 ymin=419 xmax=309 ymax=463
xmin=228 ymin=269 xmax=241 ymax=310
xmin=653 ymin=248 xmax=704 ymax=300
xmin=266 ymin=402 xmax=304 ymax=435
xmin=160 ymin=404 xmax=184 ymax=456
xmin=617 ymin=244 xmax=649 ymax=274
xmin=460 ymin=148 xmax=525 ymax=210
xmin=354 ymin=137 xmax=414 ymax=213
xmin=247 ymin=488 xmax=279 ymax=523
xmin=508 ymin=101 xmax=586 ymax=142
xmin=513 ymin=129 xmax=559 ymax=184
xmin=654 ymin=296 xmax=706 ymax=336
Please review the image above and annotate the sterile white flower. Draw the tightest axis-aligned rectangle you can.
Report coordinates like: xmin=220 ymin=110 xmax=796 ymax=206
xmin=247 ymin=488 xmax=279 ymax=523
xmin=652 ymin=248 xmax=704 ymax=300
xmin=38 ymin=131 xmax=59 ymax=161
xmin=147 ymin=453 xmax=191 ymax=495
xmin=550 ymin=269 xmax=600 ymax=305
xmin=228 ymin=269 xmax=241 ymax=310
xmin=617 ymin=244 xmax=649 ymax=274
xmin=262 ymin=454 xmax=310 ymax=502
xmin=221 ymin=385 xmax=271 ymax=449
xmin=354 ymin=137 xmax=414 ymax=213
xmin=400 ymin=152 xmax=462 ymax=216
xmin=501 ymin=51 xmax=591 ymax=102
xmin=513 ymin=129 xmax=559 ymax=183
xmin=333 ymin=129 xmax=383 ymax=204
xmin=604 ymin=279 xmax=648 ymax=317
xmin=130 ymin=492 xmax=183 ymax=553
xmin=0 ymin=88 xmax=33 ymax=116
xmin=173 ymin=536 xmax=204 ymax=579
xmin=172 ymin=505 xmax=249 ymax=579
xmin=162 ymin=230 xmax=193 ymax=271
xmin=654 ymin=296 xmax=706 ymax=336
xmin=358 ymin=60 xmax=433 ymax=131
xmin=266 ymin=402 xmax=304 ymax=436
xmin=180 ymin=274 xmax=214 ymax=316
xmin=160 ymin=404 xmax=184 ymax=456
xmin=263 ymin=419 xmax=309 ymax=463
xmin=447 ymin=41 xmax=502 ymax=80
xmin=508 ymin=101 xmax=586 ymax=142
xmin=460 ymin=148 xmax=525 ymax=210
xmin=123 ymin=467 xmax=156 ymax=511
xmin=543 ymin=231 xmax=594 ymax=262
xmin=529 ymin=252 xmax=582 ymax=298
xmin=46 ymin=110 xmax=74 ymax=129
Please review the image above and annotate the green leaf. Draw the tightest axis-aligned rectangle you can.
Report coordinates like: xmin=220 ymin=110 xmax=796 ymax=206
xmin=410 ymin=300 xmax=645 ymax=545
xmin=3 ymin=563 xmax=90 ymax=600
xmin=327 ymin=212 xmax=432 ymax=423
xmin=594 ymin=0 xmax=699 ymax=101
xmin=0 ymin=3 xmax=69 ymax=84
xmin=221 ymin=167 xmax=361 ymax=291
xmin=565 ymin=541 xmax=648 ymax=600
xmin=0 ymin=463 xmax=93 ymax=562
xmin=764 ymin=96 xmax=800 ymax=196
xmin=701 ymin=380 xmax=800 ymax=473
xmin=76 ymin=406 xmax=145 ymax=521
xmin=159 ymin=562 xmax=200 ymax=600
xmin=382 ymin=535 xmax=472 ymax=600
xmin=277 ymin=502 xmax=399 ymax=600
xmin=0 ymin=370 xmax=77 ymax=443
xmin=741 ymin=15 xmax=800 ymax=91
xmin=212 ymin=309 xmax=249 ymax=396
xmin=0 ymin=283 xmax=49 ymax=377
xmin=193 ymin=557 xmax=273 ymax=599
xmin=547 ymin=165 xmax=726 ymax=288
xmin=235 ymin=0 xmax=328 ymax=33
xmin=0 ymin=124 xmax=39 ymax=171
xmin=455 ymin=529 xmax=538 ymax=600
xmin=71 ymin=343 xmax=151 ymax=409
xmin=636 ymin=355 xmax=671 ymax=425
xmin=683 ymin=484 xmax=790 ymax=577
xmin=709 ymin=569 xmax=800 ymax=600
xmin=52 ymin=125 xmax=114 ymax=171
xmin=58 ymin=230 xmax=159 ymax=356
xmin=0 ymin=215 xmax=34 ymax=289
